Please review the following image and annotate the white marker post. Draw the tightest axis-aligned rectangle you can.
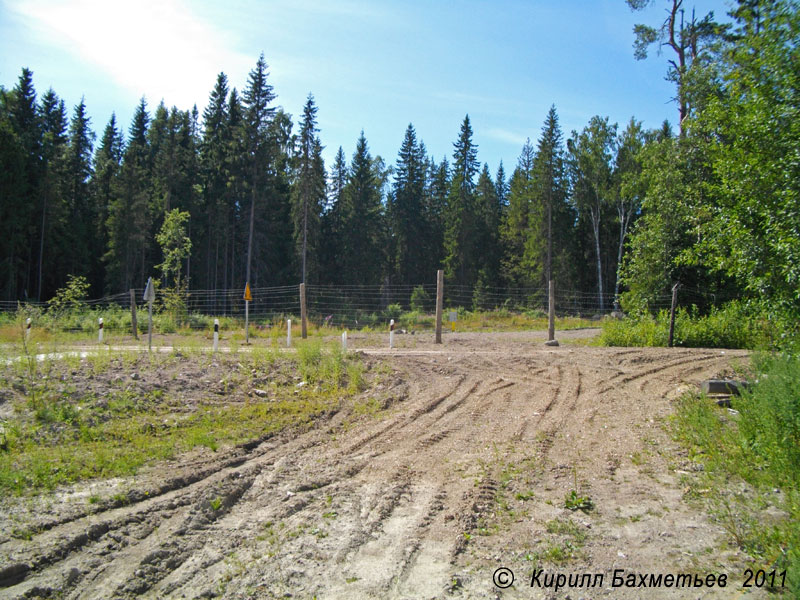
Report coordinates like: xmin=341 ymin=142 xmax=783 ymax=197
xmin=143 ymin=277 xmax=155 ymax=352
xmin=98 ymin=317 xmax=104 ymax=343
xmin=287 ymin=319 xmax=292 ymax=347
xmin=342 ymin=330 xmax=347 ymax=351
xmin=389 ymin=319 xmax=395 ymax=349
xmin=26 ymin=318 xmax=31 ymax=342
xmin=213 ymin=318 xmax=219 ymax=353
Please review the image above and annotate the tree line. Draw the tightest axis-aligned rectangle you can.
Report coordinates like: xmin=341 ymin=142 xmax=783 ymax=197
xmin=2 ymin=0 xmax=798 ymax=320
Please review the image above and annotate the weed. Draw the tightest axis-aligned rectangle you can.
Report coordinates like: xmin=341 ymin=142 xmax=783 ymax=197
xmin=210 ymin=497 xmax=223 ymax=511
xmin=564 ymin=490 xmax=594 ymax=512
xmin=672 ymin=352 xmax=800 ymax=594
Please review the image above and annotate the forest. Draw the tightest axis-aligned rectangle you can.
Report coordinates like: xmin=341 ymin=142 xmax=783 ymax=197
xmin=0 ymin=0 xmax=798 ymax=327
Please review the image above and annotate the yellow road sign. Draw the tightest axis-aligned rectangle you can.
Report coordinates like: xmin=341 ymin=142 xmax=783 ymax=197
xmin=243 ymin=282 xmax=252 ymax=302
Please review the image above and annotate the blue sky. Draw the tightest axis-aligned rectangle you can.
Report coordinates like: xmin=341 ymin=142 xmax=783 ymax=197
xmin=1 ymin=0 xmax=731 ymax=176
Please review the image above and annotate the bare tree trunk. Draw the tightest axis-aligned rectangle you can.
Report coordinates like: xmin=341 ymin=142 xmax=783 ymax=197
xmin=37 ymin=190 xmax=46 ymax=301
xmin=302 ymin=199 xmax=308 ymax=284
xmin=591 ymin=206 xmax=604 ymax=312
xmin=614 ymin=205 xmax=625 ymax=309
xmin=246 ymin=185 xmax=255 ymax=287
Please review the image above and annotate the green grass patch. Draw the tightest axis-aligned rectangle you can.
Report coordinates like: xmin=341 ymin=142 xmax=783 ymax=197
xmin=601 ymin=301 xmax=783 ymax=349
xmin=672 ymin=352 xmax=800 ymax=594
xmin=0 ymin=343 xmax=369 ymax=495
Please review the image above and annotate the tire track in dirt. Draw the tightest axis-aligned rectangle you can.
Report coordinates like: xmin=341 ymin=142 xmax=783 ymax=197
xmin=595 ymin=352 xmax=721 ymax=395
xmin=0 ymin=344 xmax=753 ymax=599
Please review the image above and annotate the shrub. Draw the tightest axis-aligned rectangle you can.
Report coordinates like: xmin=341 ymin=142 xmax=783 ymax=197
xmin=47 ymin=275 xmax=90 ymax=318
xmin=600 ymin=301 xmax=781 ymax=350
xmin=410 ymin=286 xmax=431 ymax=312
xmin=383 ymin=304 xmax=403 ymax=320
xmin=673 ymin=353 xmax=800 ymax=594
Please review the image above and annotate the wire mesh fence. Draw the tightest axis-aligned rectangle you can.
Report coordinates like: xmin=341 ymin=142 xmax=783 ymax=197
xmin=0 ymin=280 xmax=747 ymax=332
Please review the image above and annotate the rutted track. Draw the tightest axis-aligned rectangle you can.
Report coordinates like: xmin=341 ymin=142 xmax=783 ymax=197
xmin=0 ymin=340 xmax=756 ymax=599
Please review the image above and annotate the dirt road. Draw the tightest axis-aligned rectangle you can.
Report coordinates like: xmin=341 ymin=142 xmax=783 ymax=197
xmin=1 ymin=334 xmax=758 ymax=599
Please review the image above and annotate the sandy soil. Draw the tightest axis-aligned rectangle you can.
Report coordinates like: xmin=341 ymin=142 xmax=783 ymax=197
xmin=0 ymin=331 xmax=765 ymax=599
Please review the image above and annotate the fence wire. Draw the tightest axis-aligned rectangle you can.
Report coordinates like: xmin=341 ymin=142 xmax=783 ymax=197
xmin=0 ymin=282 xmax=747 ymax=330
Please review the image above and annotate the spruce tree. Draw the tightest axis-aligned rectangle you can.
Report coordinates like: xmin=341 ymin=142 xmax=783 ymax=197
xmin=501 ymin=139 xmax=537 ymax=288
xmin=291 ymin=94 xmax=325 ymax=284
xmin=474 ymin=163 xmax=502 ymax=296
xmin=242 ymin=53 xmax=276 ymax=288
xmin=444 ymin=115 xmax=479 ymax=290
xmin=63 ymin=99 xmax=95 ymax=287
xmin=532 ymin=106 xmax=570 ymax=287
xmin=92 ymin=114 xmax=123 ymax=294
xmin=390 ymin=123 xmax=427 ymax=285
xmin=6 ymin=69 xmax=42 ymax=300
xmin=200 ymin=73 xmax=230 ymax=291
xmin=340 ymin=132 xmax=385 ymax=287
xmin=0 ymin=86 xmax=28 ymax=300
xmin=37 ymin=89 xmax=68 ymax=300
xmin=319 ymin=146 xmax=348 ymax=283
xmin=106 ymin=98 xmax=151 ymax=291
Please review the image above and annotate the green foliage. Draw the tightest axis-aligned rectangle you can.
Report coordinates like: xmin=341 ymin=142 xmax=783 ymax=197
xmin=0 ymin=348 xmax=369 ymax=495
xmin=409 ymin=286 xmax=430 ymax=312
xmin=673 ymin=354 xmax=800 ymax=594
xmin=383 ymin=303 xmax=403 ymax=320
xmin=156 ymin=209 xmax=192 ymax=289
xmin=47 ymin=274 xmax=90 ymax=317
xmin=601 ymin=302 xmax=781 ymax=350
xmin=689 ymin=3 xmax=800 ymax=314
xmin=563 ymin=490 xmax=594 ymax=512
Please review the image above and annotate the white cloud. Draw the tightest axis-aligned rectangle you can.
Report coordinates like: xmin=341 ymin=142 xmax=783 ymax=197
xmin=485 ymin=127 xmax=528 ymax=148
xmin=6 ymin=0 xmax=253 ymax=110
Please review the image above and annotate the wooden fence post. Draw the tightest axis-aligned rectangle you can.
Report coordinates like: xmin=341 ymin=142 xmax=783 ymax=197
xmin=668 ymin=283 xmax=680 ymax=348
xmin=435 ymin=270 xmax=444 ymax=344
xmin=300 ymin=283 xmax=308 ymax=339
xmin=548 ymin=279 xmax=555 ymax=342
xmin=130 ymin=289 xmax=138 ymax=340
